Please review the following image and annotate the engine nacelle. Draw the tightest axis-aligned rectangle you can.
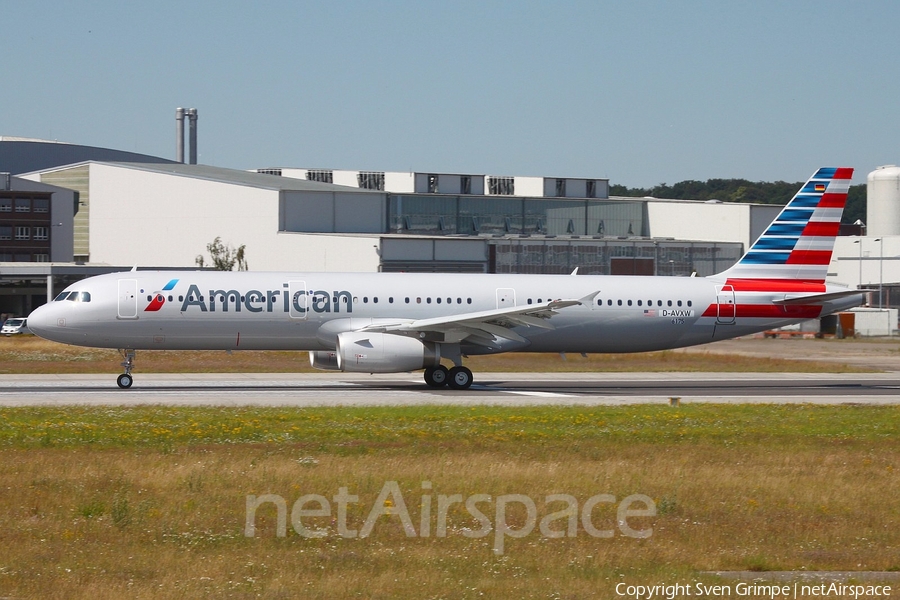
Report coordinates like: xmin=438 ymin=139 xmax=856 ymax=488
xmin=336 ymin=332 xmax=440 ymax=373
xmin=309 ymin=351 xmax=340 ymax=371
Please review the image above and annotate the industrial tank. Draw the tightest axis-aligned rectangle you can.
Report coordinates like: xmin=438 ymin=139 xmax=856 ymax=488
xmin=867 ymin=165 xmax=900 ymax=237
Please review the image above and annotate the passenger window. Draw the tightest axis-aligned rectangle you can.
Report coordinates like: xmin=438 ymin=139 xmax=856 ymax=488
xmin=179 ymin=296 xmax=184 ymax=302
xmin=146 ymin=295 xmax=152 ymax=301
xmin=528 ymin=299 xmax=533 ymax=305
xmin=363 ymin=297 xmax=368 ymax=303
xmin=617 ymin=300 xmax=622 ymax=306
xmin=467 ymin=298 xmax=472 ymax=304
xmin=627 ymin=300 xmax=633 ymax=306
xmin=389 ymin=297 xmax=394 ymax=304
xmin=436 ymin=298 xmax=442 ymax=304
xmin=637 ymin=300 xmax=642 ymax=306
xmin=405 ymin=297 xmax=410 ymax=303
xmin=417 ymin=297 xmax=422 ymax=304
xmin=167 ymin=296 xmax=173 ymax=302
xmin=373 ymin=297 xmax=378 ymax=303
xmin=427 ymin=298 xmax=432 ymax=304
xmin=667 ymin=300 xmax=672 ymax=307
xmin=687 ymin=300 xmax=693 ymax=307
xmin=657 ymin=300 xmax=662 ymax=307
xmin=457 ymin=298 xmax=462 ymax=304
xmin=607 ymin=299 xmax=612 ymax=306
xmin=677 ymin=300 xmax=682 ymax=307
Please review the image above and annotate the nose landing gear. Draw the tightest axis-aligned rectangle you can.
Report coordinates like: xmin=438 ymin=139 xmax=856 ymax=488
xmin=117 ymin=349 xmax=135 ymax=389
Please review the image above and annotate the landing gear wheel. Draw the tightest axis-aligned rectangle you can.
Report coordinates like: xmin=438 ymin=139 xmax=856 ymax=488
xmin=116 ymin=373 xmax=133 ymax=389
xmin=448 ymin=366 xmax=473 ymax=390
xmin=424 ymin=365 xmax=449 ymax=387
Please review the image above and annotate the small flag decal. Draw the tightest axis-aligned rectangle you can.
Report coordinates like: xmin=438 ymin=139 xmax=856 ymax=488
xmin=814 ymin=183 xmax=826 ymax=192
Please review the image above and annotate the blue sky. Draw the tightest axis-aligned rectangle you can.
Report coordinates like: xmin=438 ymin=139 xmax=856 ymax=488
xmin=2 ymin=1 xmax=897 ymax=187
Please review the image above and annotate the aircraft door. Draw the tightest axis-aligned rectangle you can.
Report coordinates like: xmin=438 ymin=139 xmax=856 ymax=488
xmin=289 ymin=280 xmax=308 ymax=320
xmin=496 ymin=288 xmax=516 ymax=309
xmin=716 ymin=285 xmax=736 ymax=324
xmin=118 ymin=279 xmax=138 ymax=320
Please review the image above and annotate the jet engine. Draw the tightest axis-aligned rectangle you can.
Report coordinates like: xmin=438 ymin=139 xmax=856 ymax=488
xmin=309 ymin=351 xmax=340 ymax=371
xmin=335 ymin=331 xmax=440 ymax=373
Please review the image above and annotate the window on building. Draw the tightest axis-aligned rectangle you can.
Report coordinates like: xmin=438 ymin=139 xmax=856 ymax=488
xmin=0 ymin=226 xmax=11 ymax=240
xmin=15 ymin=198 xmax=30 ymax=212
xmin=460 ymin=176 xmax=471 ymax=195
xmin=586 ymin=180 xmax=596 ymax=199
xmin=34 ymin=254 xmax=50 ymax=262
xmin=358 ymin=172 xmax=385 ymax=190
xmin=488 ymin=176 xmax=514 ymax=195
xmin=0 ymin=198 xmax=11 ymax=212
xmin=257 ymin=168 xmax=282 ymax=176
xmin=13 ymin=253 xmax=30 ymax=262
xmin=33 ymin=198 xmax=50 ymax=213
xmin=15 ymin=226 xmax=30 ymax=240
xmin=555 ymin=179 xmax=566 ymax=197
xmin=34 ymin=227 xmax=49 ymax=241
xmin=306 ymin=170 xmax=333 ymax=183
xmin=427 ymin=174 xmax=439 ymax=193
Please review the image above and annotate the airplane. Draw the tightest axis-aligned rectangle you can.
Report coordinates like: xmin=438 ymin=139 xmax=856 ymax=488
xmin=26 ymin=167 xmax=866 ymax=390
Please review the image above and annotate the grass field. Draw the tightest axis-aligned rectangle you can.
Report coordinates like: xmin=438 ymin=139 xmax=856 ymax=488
xmin=0 ymin=335 xmax=874 ymax=374
xmin=1 ymin=404 xmax=898 ymax=599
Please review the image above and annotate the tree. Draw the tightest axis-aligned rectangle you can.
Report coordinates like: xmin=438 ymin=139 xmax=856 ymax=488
xmin=195 ymin=237 xmax=248 ymax=271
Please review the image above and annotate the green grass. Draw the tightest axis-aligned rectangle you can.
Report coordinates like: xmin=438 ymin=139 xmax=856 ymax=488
xmin=2 ymin=405 xmax=898 ymax=599
xmin=2 ymin=404 xmax=898 ymax=450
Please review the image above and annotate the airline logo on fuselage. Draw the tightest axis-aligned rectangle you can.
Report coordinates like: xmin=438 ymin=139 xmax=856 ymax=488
xmin=144 ymin=279 xmax=181 ymax=312
xmin=151 ymin=283 xmax=353 ymax=314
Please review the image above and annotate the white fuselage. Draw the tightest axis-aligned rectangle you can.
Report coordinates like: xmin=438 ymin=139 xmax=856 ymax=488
xmin=27 ymin=271 xmax=861 ymax=355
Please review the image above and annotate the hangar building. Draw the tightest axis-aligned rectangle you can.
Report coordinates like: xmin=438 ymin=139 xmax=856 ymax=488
xmin=16 ymin=162 xmax=768 ymax=280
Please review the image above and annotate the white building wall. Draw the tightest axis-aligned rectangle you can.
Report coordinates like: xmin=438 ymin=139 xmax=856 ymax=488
xmin=332 ymin=170 xmax=359 ymax=188
xmin=87 ymin=164 xmax=379 ymax=271
xmin=513 ymin=176 xmax=543 ymax=197
xmin=646 ymin=201 xmax=752 ymax=248
xmin=384 ymin=172 xmax=414 ymax=193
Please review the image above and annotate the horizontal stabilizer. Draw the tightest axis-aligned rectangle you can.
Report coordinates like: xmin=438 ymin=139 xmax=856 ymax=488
xmin=773 ymin=289 xmax=870 ymax=306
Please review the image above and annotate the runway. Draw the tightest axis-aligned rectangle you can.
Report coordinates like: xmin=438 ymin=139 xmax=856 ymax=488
xmin=2 ymin=372 xmax=900 ymax=406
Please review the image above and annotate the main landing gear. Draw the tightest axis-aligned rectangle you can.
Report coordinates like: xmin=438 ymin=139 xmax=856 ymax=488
xmin=117 ymin=349 xmax=135 ymax=389
xmin=423 ymin=365 xmax=473 ymax=390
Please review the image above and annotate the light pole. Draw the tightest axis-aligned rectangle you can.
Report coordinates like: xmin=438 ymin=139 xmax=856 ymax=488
xmin=876 ymin=237 xmax=884 ymax=308
xmin=853 ymin=239 xmax=863 ymax=292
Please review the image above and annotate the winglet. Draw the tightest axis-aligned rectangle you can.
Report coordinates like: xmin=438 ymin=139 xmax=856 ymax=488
xmin=571 ymin=267 xmax=579 ymax=275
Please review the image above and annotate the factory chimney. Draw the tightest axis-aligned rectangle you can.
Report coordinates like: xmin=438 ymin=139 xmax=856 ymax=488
xmin=175 ymin=108 xmax=185 ymax=163
xmin=175 ymin=107 xmax=198 ymax=164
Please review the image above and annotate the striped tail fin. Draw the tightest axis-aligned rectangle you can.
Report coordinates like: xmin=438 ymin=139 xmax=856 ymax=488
xmin=715 ymin=167 xmax=853 ymax=283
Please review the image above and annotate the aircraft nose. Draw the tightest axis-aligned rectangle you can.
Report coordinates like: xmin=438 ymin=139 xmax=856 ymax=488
xmin=27 ymin=303 xmax=60 ymax=341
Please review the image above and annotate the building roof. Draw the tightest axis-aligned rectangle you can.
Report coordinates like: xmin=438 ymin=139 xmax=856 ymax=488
xmin=25 ymin=161 xmax=384 ymax=194
xmin=0 ymin=138 xmax=174 ymax=175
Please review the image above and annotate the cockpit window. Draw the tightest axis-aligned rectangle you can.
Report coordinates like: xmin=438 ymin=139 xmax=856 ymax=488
xmin=58 ymin=291 xmax=92 ymax=302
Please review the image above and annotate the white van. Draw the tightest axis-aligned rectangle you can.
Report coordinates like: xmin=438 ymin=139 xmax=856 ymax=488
xmin=1 ymin=318 xmax=29 ymax=335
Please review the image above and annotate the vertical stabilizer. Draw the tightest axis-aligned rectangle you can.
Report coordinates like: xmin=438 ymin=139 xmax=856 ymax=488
xmin=713 ymin=167 xmax=853 ymax=282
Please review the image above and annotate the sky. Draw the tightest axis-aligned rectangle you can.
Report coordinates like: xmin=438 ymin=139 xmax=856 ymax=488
xmin=2 ymin=0 xmax=898 ymax=187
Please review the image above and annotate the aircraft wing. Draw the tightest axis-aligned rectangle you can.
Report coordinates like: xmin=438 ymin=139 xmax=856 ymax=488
xmin=359 ymin=292 xmax=598 ymax=346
